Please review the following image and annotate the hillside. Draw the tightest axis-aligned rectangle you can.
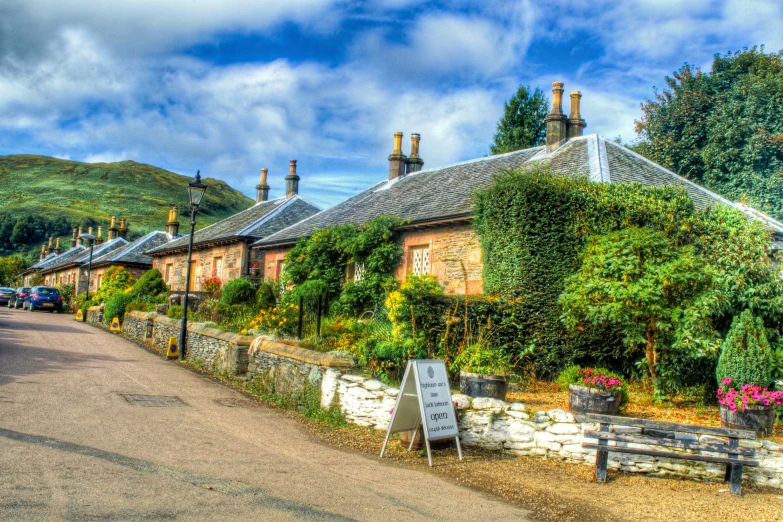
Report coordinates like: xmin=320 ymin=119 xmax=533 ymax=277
xmin=0 ymin=155 xmax=254 ymax=259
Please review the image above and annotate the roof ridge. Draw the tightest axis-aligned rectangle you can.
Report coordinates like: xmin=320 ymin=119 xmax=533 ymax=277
xmin=236 ymin=196 xmax=298 ymax=236
xmin=106 ymin=230 xmax=164 ymax=262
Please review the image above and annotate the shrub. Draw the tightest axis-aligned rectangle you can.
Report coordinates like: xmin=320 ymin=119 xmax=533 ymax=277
xmin=219 ymin=277 xmax=256 ymax=306
xmin=57 ymin=283 xmax=75 ymax=308
xmin=202 ymin=275 xmax=222 ymax=298
xmin=242 ymin=302 xmax=299 ymax=337
xmin=716 ymin=310 xmax=773 ymax=387
xmin=133 ymin=269 xmax=167 ymax=296
xmin=29 ymin=273 xmax=44 ymax=286
xmin=94 ymin=266 xmax=136 ymax=303
xmin=256 ymin=281 xmax=277 ymax=311
xmin=556 ymin=365 xmax=629 ymax=404
xmin=167 ymin=305 xmax=183 ymax=319
xmin=451 ymin=343 xmax=512 ymax=375
xmin=104 ymin=290 xmax=136 ymax=324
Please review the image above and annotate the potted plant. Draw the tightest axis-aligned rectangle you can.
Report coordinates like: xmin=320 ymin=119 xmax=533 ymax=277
xmin=453 ymin=344 xmax=511 ymax=401
xmin=557 ymin=366 xmax=626 ymax=415
xmin=717 ymin=378 xmax=782 ymax=437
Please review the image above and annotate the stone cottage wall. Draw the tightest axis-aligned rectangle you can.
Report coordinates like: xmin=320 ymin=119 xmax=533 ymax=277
xmin=151 ymin=242 xmax=248 ymax=292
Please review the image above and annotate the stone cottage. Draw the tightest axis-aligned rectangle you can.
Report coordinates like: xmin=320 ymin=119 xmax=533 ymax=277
xmin=145 ymin=163 xmax=319 ymax=291
xmin=252 ymin=82 xmax=783 ymax=295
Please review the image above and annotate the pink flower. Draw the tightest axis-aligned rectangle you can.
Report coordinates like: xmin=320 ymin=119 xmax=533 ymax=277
xmin=721 ymin=377 xmax=732 ymax=386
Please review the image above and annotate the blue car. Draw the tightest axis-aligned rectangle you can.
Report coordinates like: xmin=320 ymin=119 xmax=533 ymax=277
xmin=24 ymin=286 xmax=63 ymax=312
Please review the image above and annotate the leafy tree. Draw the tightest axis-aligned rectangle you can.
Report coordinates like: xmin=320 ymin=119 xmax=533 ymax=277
xmin=635 ymin=47 xmax=783 ymax=218
xmin=559 ymin=227 xmax=714 ymax=383
xmin=0 ymin=255 xmax=29 ymax=286
xmin=29 ymin=273 xmax=44 ymax=286
xmin=94 ymin=266 xmax=136 ymax=303
xmin=490 ymin=85 xmax=548 ymax=154
xmin=716 ymin=309 xmax=773 ymax=387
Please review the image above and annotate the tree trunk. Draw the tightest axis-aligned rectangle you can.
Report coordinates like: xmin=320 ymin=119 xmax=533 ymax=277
xmin=645 ymin=328 xmax=658 ymax=381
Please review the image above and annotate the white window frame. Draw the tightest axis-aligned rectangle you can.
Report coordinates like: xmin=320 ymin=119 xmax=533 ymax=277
xmin=411 ymin=247 xmax=430 ymax=276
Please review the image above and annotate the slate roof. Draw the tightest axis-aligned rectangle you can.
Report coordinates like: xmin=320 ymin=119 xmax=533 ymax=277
xmin=254 ymin=134 xmax=783 ymax=247
xmin=30 ymin=246 xmax=86 ymax=273
xmin=91 ymin=231 xmax=174 ymax=268
xmin=42 ymin=237 xmax=129 ymax=273
xmin=145 ymin=195 xmax=320 ymax=255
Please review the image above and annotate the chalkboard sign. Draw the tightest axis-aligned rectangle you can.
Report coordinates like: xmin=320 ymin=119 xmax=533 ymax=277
xmin=380 ymin=359 xmax=462 ymax=466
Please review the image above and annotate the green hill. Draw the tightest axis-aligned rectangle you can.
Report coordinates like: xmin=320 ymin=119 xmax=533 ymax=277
xmin=0 ymin=155 xmax=254 ymax=259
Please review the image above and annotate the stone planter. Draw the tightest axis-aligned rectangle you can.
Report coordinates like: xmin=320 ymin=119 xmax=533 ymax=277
xmin=568 ymin=384 xmax=622 ymax=415
xmin=720 ymin=404 xmax=776 ymax=437
xmin=459 ymin=371 xmax=507 ymax=401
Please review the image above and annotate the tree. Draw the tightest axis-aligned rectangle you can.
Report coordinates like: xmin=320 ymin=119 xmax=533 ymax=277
xmin=490 ymin=85 xmax=548 ymax=154
xmin=635 ymin=47 xmax=783 ymax=218
xmin=559 ymin=227 xmax=713 ymax=383
xmin=0 ymin=255 xmax=28 ymax=286
xmin=716 ymin=309 xmax=773 ymax=387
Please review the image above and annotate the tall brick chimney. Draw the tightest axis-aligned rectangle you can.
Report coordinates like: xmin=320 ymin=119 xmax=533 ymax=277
xmin=567 ymin=91 xmax=587 ymax=138
xmin=95 ymin=226 xmax=103 ymax=245
xmin=256 ymin=168 xmax=270 ymax=203
xmin=388 ymin=132 xmax=407 ymax=181
xmin=405 ymin=133 xmax=424 ymax=174
xmin=544 ymin=82 xmax=568 ymax=152
xmin=166 ymin=206 xmax=180 ymax=237
xmin=53 ymin=237 xmax=61 ymax=255
xmin=118 ymin=218 xmax=128 ymax=239
xmin=108 ymin=216 xmax=118 ymax=241
xmin=285 ymin=160 xmax=300 ymax=199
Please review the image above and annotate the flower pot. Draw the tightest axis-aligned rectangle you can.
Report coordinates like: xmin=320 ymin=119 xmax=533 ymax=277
xmin=459 ymin=371 xmax=507 ymax=401
xmin=720 ymin=404 xmax=776 ymax=438
xmin=568 ymin=384 xmax=622 ymax=415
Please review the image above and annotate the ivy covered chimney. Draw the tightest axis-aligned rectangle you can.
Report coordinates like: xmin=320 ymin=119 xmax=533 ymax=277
xmin=256 ymin=168 xmax=270 ymax=203
xmin=285 ymin=160 xmax=300 ymax=198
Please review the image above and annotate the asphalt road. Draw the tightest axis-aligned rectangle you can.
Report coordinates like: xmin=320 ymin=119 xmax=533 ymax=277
xmin=0 ymin=307 xmax=530 ymax=521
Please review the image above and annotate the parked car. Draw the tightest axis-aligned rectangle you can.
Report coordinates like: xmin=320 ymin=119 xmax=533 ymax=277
xmin=8 ymin=287 xmax=31 ymax=309
xmin=0 ymin=287 xmax=14 ymax=306
xmin=23 ymin=286 xmax=63 ymax=312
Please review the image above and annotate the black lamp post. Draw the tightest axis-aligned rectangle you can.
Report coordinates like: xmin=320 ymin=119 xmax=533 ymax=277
xmin=179 ymin=171 xmax=207 ymax=361
xmin=79 ymin=233 xmax=96 ymax=303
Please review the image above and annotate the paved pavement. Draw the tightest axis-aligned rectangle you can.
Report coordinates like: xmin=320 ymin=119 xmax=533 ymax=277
xmin=0 ymin=307 xmax=530 ymax=521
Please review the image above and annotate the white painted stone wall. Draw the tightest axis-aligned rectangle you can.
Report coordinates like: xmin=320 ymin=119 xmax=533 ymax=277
xmin=321 ymin=370 xmax=783 ymax=489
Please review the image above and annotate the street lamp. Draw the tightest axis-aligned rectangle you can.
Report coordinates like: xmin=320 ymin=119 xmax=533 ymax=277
xmin=179 ymin=171 xmax=207 ymax=360
xmin=79 ymin=233 xmax=96 ymax=303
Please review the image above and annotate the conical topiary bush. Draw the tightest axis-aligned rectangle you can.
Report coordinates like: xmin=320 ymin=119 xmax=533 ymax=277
xmin=716 ymin=309 xmax=772 ymax=387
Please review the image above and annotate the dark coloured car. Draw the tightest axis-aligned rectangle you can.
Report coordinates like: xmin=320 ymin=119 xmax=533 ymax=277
xmin=8 ymin=287 xmax=31 ymax=309
xmin=24 ymin=286 xmax=63 ymax=312
xmin=0 ymin=287 xmax=14 ymax=306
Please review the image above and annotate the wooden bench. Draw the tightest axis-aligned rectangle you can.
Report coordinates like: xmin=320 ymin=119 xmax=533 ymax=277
xmin=576 ymin=413 xmax=759 ymax=496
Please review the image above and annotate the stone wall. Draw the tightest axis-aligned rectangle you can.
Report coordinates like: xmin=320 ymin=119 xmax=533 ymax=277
xmin=122 ymin=311 xmax=155 ymax=342
xmin=86 ymin=305 xmax=102 ymax=325
xmin=151 ymin=241 xmax=249 ymax=292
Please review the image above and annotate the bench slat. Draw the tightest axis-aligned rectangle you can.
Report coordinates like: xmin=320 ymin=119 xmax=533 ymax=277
xmin=575 ymin=413 xmax=756 ymax=439
xmin=581 ymin=443 xmax=759 ymax=466
xmin=584 ymin=431 xmax=755 ymax=456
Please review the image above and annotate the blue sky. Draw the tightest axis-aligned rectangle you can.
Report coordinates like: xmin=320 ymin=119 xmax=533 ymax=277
xmin=1 ymin=0 xmax=782 ymax=209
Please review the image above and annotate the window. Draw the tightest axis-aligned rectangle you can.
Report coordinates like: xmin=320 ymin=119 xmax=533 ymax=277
xmin=213 ymin=257 xmax=223 ymax=279
xmin=97 ymin=274 xmax=102 ymax=289
xmin=354 ymin=262 xmax=365 ymax=282
xmin=188 ymin=261 xmax=199 ymax=291
xmin=165 ymin=264 xmax=174 ymax=285
xmin=411 ymin=247 xmax=430 ymax=276
xmin=275 ymin=261 xmax=286 ymax=281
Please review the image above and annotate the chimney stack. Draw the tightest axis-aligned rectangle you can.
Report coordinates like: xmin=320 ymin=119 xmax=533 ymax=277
xmin=567 ymin=91 xmax=586 ymax=138
xmin=544 ymin=82 xmax=568 ymax=151
xmin=95 ymin=226 xmax=103 ymax=245
xmin=405 ymin=133 xmax=424 ymax=174
xmin=166 ymin=206 xmax=180 ymax=237
xmin=256 ymin=168 xmax=270 ymax=203
xmin=46 ymin=236 xmax=53 ymax=255
xmin=118 ymin=218 xmax=128 ymax=239
xmin=54 ymin=237 xmax=61 ymax=255
xmin=71 ymin=228 xmax=78 ymax=249
xmin=39 ymin=244 xmax=46 ymax=261
xmin=285 ymin=160 xmax=300 ymax=199
xmin=388 ymin=132 xmax=407 ymax=181
xmin=108 ymin=216 xmax=118 ymax=241
xmin=76 ymin=226 xmax=83 ymax=247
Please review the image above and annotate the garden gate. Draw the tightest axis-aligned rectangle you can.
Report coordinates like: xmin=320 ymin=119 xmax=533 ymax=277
xmin=297 ymin=295 xmax=326 ymax=339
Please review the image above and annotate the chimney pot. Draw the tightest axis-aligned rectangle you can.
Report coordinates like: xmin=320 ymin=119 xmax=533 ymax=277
xmin=405 ymin=133 xmax=424 ymax=174
xmin=388 ymin=132 xmax=407 ymax=181
xmin=118 ymin=218 xmax=128 ymax=239
xmin=256 ymin=167 xmax=270 ymax=203
xmin=166 ymin=206 xmax=180 ymax=237
xmin=96 ymin=226 xmax=103 ymax=244
xmin=567 ymin=90 xmax=587 ymax=138
xmin=54 ymin=237 xmax=61 ymax=254
xmin=76 ymin=226 xmax=83 ymax=247
xmin=285 ymin=160 xmax=300 ymax=199
xmin=544 ymin=81 xmax=569 ymax=151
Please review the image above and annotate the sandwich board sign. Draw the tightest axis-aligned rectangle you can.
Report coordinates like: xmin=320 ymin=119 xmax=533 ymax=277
xmin=380 ymin=359 xmax=462 ymax=466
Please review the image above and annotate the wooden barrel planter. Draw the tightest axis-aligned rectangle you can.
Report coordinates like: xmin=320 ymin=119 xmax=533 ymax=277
xmin=459 ymin=371 xmax=507 ymax=401
xmin=720 ymin=404 xmax=776 ymax=438
xmin=568 ymin=384 xmax=622 ymax=415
